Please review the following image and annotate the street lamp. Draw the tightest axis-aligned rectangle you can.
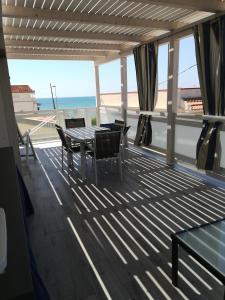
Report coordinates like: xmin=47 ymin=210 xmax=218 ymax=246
xmin=52 ymin=85 xmax=58 ymax=109
xmin=50 ymin=83 xmax=56 ymax=110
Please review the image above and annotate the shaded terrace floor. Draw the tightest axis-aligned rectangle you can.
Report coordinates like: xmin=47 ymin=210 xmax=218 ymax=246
xmin=22 ymin=144 xmax=225 ymax=300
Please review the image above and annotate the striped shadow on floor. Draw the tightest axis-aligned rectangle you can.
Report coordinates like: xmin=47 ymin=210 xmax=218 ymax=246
xmin=33 ymin=145 xmax=225 ymax=300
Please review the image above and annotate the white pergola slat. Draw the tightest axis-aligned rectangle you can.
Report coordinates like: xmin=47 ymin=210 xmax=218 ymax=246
xmin=1 ymin=0 xmax=222 ymax=61
xmin=4 ymin=39 xmax=123 ymax=51
xmin=2 ymin=6 xmax=182 ymax=30
xmin=3 ymin=26 xmax=141 ymax=43
xmin=6 ymin=47 xmax=112 ymax=57
xmin=128 ymin=0 xmax=225 ymax=13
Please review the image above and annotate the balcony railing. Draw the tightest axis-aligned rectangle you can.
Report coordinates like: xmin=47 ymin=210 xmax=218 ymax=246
xmin=16 ymin=107 xmax=97 ymax=141
xmin=99 ymin=104 xmax=225 ymax=170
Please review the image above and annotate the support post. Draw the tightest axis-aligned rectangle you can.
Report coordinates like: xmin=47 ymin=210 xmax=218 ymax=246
xmin=0 ymin=4 xmax=20 ymax=165
xmin=94 ymin=63 xmax=101 ymax=126
xmin=166 ymin=39 xmax=179 ymax=166
xmin=120 ymin=56 xmax=128 ymax=124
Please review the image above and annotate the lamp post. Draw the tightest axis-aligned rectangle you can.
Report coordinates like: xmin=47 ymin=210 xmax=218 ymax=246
xmin=50 ymin=83 xmax=56 ymax=110
xmin=52 ymin=85 xmax=58 ymax=109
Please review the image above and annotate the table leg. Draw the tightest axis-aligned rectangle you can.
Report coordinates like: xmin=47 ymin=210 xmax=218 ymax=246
xmin=172 ymin=237 xmax=178 ymax=286
xmin=80 ymin=142 xmax=86 ymax=180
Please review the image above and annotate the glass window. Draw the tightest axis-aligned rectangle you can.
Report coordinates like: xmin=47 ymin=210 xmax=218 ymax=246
xmin=155 ymin=43 xmax=169 ymax=112
xmin=99 ymin=59 xmax=121 ymax=106
xmin=127 ymin=55 xmax=138 ymax=108
xmin=178 ymin=35 xmax=202 ymax=114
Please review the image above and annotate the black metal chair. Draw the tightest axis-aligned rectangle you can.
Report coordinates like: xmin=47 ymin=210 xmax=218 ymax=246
xmin=114 ymin=119 xmax=125 ymax=126
xmin=89 ymin=130 xmax=122 ymax=185
xmin=55 ymin=124 xmax=80 ymax=170
xmin=65 ymin=118 xmax=85 ymax=128
xmin=100 ymin=123 xmax=113 ymax=129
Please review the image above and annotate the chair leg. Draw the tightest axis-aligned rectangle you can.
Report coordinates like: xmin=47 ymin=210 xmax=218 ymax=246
xmin=94 ymin=159 xmax=98 ymax=186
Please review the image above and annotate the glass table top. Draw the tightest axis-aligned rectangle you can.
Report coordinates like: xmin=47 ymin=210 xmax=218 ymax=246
xmin=176 ymin=219 xmax=225 ymax=276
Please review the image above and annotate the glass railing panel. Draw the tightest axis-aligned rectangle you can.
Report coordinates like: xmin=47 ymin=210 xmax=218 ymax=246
xmin=99 ymin=106 xmax=121 ymax=124
xmin=151 ymin=121 xmax=167 ymax=149
xmin=16 ymin=110 xmax=58 ymax=141
xmin=16 ymin=107 xmax=97 ymax=141
xmin=175 ymin=123 xmax=201 ymax=159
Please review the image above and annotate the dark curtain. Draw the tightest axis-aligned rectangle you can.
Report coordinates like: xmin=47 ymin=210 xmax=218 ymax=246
xmin=134 ymin=114 xmax=152 ymax=146
xmin=194 ymin=16 xmax=225 ymax=170
xmin=133 ymin=42 xmax=158 ymax=146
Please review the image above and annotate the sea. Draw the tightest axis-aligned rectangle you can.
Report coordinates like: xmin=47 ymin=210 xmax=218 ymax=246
xmin=37 ymin=96 xmax=96 ymax=110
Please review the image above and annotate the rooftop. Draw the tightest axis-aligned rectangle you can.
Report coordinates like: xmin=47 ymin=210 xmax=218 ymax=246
xmin=11 ymin=85 xmax=34 ymax=94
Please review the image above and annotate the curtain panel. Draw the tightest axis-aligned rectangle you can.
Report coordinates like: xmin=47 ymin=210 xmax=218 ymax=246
xmin=194 ymin=16 xmax=225 ymax=170
xmin=133 ymin=42 xmax=158 ymax=146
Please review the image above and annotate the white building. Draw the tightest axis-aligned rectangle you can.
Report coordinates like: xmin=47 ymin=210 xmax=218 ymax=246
xmin=11 ymin=85 xmax=37 ymax=112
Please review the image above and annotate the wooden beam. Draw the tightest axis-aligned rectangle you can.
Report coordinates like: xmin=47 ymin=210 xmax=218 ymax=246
xmin=7 ymin=53 xmax=96 ymax=60
xmin=127 ymin=0 xmax=225 ymax=13
xmin=4 ymin=39 xmax=123 ymax=51
xmin=2 ymin=5 xmax=178 ymax=30
xmin=166 ymin=38 xmax=179 ymax=166
xmin=3 ymin=26 xmax=140 ymax=43
xmin=94 ymin=64 xmax=101 ymax=126
xmin=6 ymin=47 xmax=110 ymax=57
xmin=120 ymin=57 xmax=128 ymax=124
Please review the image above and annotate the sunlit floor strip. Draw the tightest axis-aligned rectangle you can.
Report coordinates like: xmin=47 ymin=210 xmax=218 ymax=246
xmin=67 ymin=217 xmax=112 ymax=300
xmin=110 ymin=213 xmax=149 ymax=257
xmin=119 ymin=211 xmax=160 ymax=253
xmin=127 ymin=209 xmax=169 ymax=250
xmin=179 ymin=259 xmax=212 ymax=290
xmin=102 ymin=215 xmax=139 ymax=261
xmin=188 ymin=255 xmax=223 ymax=286
xmin=36 ymin=153 xmax=63 ymax=206
xmin=157 ymin=267 xmax=189 ymax=300
xmin=133 ymin=275 xmax=154 ymax=300
xmin=146 ymin=270 xmax=172 ymax=300
xmin=168 ymin=263 xmax=201 ymax=295
xmin=93 ymin=217 xmax=128 ymax=264
xmin=84 ymin=219 xmax=104 ymax=249
xmin=71 ymin=187 xmax=90 ymax=213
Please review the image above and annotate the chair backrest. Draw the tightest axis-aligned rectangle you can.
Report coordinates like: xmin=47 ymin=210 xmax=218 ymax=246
xmin=100 ymin=123 xmax=113 ymax=130
xmin=114 ymin=119 xmax=125 ymax=126
xmin=95 ymin=131 xmax=121 ymax=159
xmin=55 ymin=124 xmax=69 ymax=148
xmin=65 ymin=118 xmax=85 ymax=128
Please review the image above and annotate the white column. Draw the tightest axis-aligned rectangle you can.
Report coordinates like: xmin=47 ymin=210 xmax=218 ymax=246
xmin=94 ymin=63 xmax=101 ymax=126
xmin=166 ymin=38 xmax=179 ymax=166
xmin=0 ymin=4 xmax=20 ymax=165
xmin=120 ymin=56 xmax=128 ymax=123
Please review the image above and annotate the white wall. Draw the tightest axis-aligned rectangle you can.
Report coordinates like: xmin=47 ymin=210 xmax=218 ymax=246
xmin=13 ymin=93 xmax=37 ymax=112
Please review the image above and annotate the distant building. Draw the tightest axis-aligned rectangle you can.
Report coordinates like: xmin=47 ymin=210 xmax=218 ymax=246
xmin=11 ymin=85 xmax=37 ymax=112
xmin=178 ymin=88 xmax=203 ymax=113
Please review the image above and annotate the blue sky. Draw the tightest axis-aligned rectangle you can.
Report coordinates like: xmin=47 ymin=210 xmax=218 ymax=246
xmin=7 ymin=35 xmax=199 ymax=98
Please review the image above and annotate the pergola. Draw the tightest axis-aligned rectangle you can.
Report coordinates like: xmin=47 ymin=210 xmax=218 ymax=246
xmin=1 ymin=0 xmax=222 ymax=61
xmin=0 ymin=0 xmax=225 ymax=164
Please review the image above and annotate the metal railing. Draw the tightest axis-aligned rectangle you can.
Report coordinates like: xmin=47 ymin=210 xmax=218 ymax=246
xmin=99 ymin=104 xmax=225 ymax=170
xmin=16 ymin=107 xmax=97 ymax=141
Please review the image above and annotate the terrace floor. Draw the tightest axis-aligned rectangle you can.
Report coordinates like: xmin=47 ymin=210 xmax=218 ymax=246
xmin=22 ymin=143 xmax=225 ymax=300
